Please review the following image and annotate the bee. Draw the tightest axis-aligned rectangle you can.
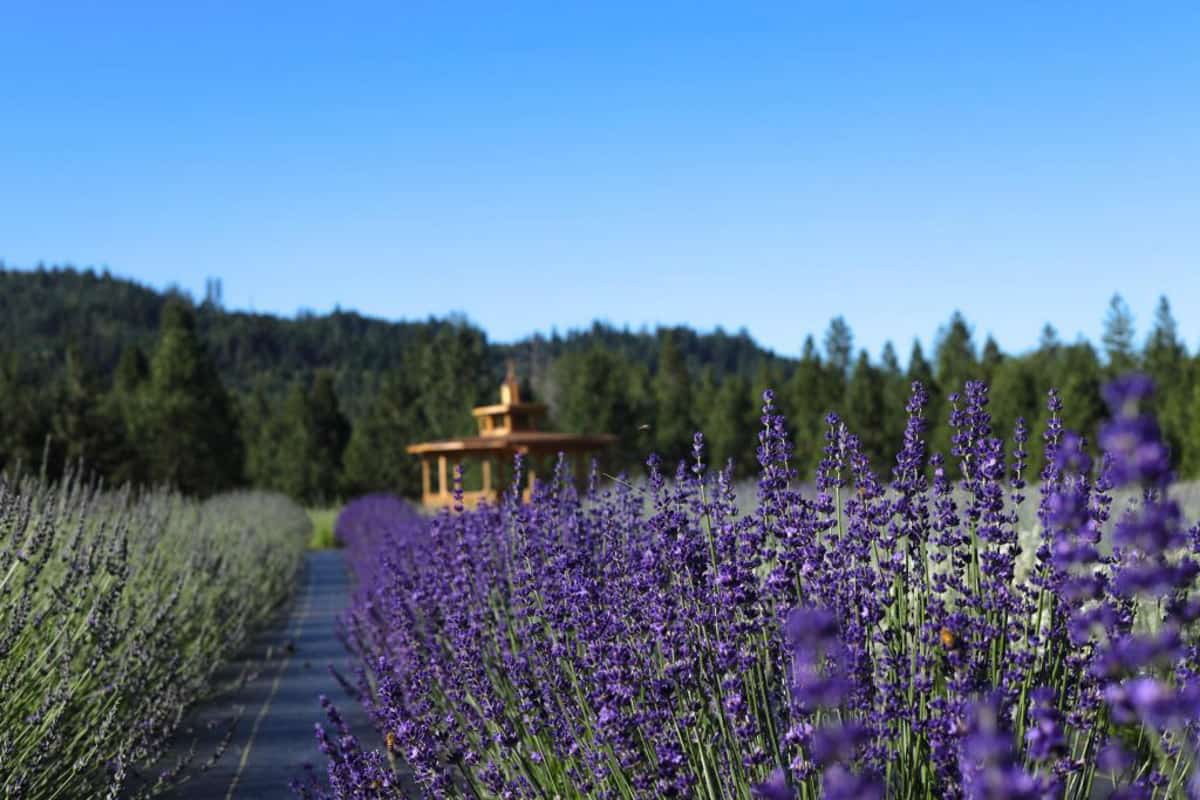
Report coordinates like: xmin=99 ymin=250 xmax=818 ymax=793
xmin=939 ymin=626 xmax=959 ymax=651
xmin=385 ymin=731 xmax=397 ymax=752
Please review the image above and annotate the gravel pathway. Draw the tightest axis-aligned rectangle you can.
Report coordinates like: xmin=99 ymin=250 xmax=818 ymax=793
xmin=161 ymin=550 xmax=386 ymax=800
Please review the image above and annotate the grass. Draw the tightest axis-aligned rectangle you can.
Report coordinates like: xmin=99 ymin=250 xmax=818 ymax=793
xmin=307 ymin=507 xmax=342 ymax=549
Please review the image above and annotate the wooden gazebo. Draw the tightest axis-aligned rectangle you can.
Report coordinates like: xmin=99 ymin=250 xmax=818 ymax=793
xmin=406 ymin=365 xmax=615 ymax=509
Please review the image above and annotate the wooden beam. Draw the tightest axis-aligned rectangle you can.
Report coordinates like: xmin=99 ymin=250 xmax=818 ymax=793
xmin=482 ymin=459 xmax=492 ymax=492
xmin=438 ymin=455 xmax=448 ymax=497
xmin=421 ymin=458 xmax=431 ymax=501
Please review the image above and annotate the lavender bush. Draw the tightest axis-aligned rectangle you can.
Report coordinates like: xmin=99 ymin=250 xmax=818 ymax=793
xmin=0 ymin=473 xmax=310 ymax=799
xmin=313 ymin=376 xmax=1200 ymax=799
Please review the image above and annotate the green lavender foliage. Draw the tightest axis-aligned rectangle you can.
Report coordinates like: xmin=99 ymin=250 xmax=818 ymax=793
xmin=0 ymin=473 xmax=309 ymax=799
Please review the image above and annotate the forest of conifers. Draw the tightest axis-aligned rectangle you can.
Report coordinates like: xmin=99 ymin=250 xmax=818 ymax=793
xmin=2 ymin=265 xmax=1197 ymax=502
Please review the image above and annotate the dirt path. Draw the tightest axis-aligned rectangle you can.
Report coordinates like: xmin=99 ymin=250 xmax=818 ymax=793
xmin=162 ymin=550 xmax=390 ymax=800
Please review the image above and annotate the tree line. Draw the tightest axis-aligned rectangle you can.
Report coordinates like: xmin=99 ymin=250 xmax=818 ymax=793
xmin=1 ymin=266 xmax=1198 ymax=500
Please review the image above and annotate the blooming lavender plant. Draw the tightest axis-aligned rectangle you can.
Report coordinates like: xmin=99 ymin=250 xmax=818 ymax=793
xmin=314 ymin=375 xmax=1200 ymax=799
xmin=0 ymin=472 xmax=310 ymax=799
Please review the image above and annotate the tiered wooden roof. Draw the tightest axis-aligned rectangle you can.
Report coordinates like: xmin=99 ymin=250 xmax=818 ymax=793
xmin=406 ymin=363 xmax=615 ymax=508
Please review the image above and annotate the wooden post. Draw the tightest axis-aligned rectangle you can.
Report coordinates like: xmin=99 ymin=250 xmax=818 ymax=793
xmin=438 ymin=455 xmax=448 ymax=498
xmin=421 ymin=458 xmax=431 ymax=501
xmin=482 ymin=459 xmax=492 ymax=493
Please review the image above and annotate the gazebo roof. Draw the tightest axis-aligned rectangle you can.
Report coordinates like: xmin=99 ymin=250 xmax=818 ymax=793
xmin=471 ymin=401 xmax=547 ymax=417
xmin=406 ymin=431 xmax=615 ymax=455
xmin=407 ymin=364 xmax=615 ymax=509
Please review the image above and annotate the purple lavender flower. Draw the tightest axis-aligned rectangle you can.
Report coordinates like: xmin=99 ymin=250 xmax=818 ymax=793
xmin=311 ymin=374 xmax=1200 ymax=800
xmin=751 ymin=767 xmax=795 ymax=800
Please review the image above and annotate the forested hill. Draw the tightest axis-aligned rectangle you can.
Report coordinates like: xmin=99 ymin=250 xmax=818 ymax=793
xmin=1 ymin=266 xmax=468 ymax=417
xmin=0 ymin=265 xmax=789 ymax=409
xmin=0 ymin=266 xmax=797 ymax=497
xmin=2 ymin=265 xmax=1198 ymax=501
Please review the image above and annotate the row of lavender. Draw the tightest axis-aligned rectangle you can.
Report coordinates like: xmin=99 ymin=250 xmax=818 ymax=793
xmin=0 ymin=474 xmax=310 ymax=799
xmin=313 ymin=376 xmax=1200 ymax=798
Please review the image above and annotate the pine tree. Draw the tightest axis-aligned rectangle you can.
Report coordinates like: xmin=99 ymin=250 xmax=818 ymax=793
xmin=1102 ymin=293 xmax=1137 ymax=374
xmin=906 ymin=339 xmax=939 ymax=442
xmin=823 ymin=316 xmax=855 ymax=392
xmin=906 ymin=341 xmax=936 ymax=396
xmin=1143 ymin=296 xmax=1190 ymax=469
xmin=784 ymin=336 xmax=830 ymax=480
xmin=275 ymin=380 xmax=319 ymax=501
xmin=309 ymin=370 xmax=351 ymax=503
xmin=242 ymin=380 xmax=288 ymax=491
xmin=550 ymin=347 xmax=649 ymax=470
xmin=0 ymin=351 xmax=54 ymax=476
xmin=653 ymin=330 xmax=694 ymax=465
xmin=113 ymin=344 xmax=149 ymax=395
xmin=50 ymin=345 xmax=128 ymax=480
xmin=105 ymin=344 xmax=151 ymax=485
xmin=698 ymin=372 xmax=756 ymax=477
xmin=980 ymin=336 xmax=1004 ymax=383
xmin=341 ymin=371 xmax=424 ymax=497
xmin=1054 ymin=343 xmax=1106 ymax=449
xmin=988 ymin=356 xmax=1039 ymax=456
xmin=1182 ymin=379 xmax=1200 ymax=479
xmin=879 ymin=341 xmax=908 ymax=469
xmin=932 ymin=312 xmax=978 ymax=467
xmin=934 ymin=312 xmax=978 ymax=394
xmin=136 ymin=299 xmax=243 ymax=495
xmin=844 ymin=350 xmax=887 ymax=470
xmin=410 ymin=319 xmax=492 ymax=440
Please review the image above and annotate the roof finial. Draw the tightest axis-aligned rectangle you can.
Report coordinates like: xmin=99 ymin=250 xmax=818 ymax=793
xmin=501 ymin=359 xmax=521 ymax=404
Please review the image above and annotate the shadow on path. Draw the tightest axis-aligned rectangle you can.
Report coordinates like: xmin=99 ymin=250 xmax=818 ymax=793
xmin=161 ymin=550 xmax=394 ymax=800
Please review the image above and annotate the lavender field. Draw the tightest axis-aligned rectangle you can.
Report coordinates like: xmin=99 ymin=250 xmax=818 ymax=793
xmin=0 ymin=476 xmax=309 ymax=799
xmin=297 ymin=378 xmax=1200 ymax=799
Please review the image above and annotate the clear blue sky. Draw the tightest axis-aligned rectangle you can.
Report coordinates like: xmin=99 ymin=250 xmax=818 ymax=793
xmin=2 ymin=2 xmax=1198 ymax=360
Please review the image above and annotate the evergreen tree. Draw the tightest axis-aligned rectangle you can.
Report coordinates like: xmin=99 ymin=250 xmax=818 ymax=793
xmin=1183 ymin=379 xmax=1200 ymax=479
xmin=988 ymin=356 xmax=1039 ymax=454
xmin=242 ymin=379 xmax=287 ymax=490
xmin=823 ymin=316 xmax=855 ymax=389
xmin=653 ymin=331 xmax=694 ymax=465
xmin=309 ymin=369 xmax=351 ymax=502
xmin=1038 ymin=323 xmax=1061 ymax=351
xmin=906 ymin=339 xmax=939 ymax=446
xmin=698 ymin=371 xmax=756 ymax=477
xmin=113 ymin=344 xmax=149 ymax=395
xmin=106 ymin=344 xmax=151 ymax=485
xmin=136 ymin=299 xmax=243 ymax=495
xmin=275 ymin=380 xmax=319 ymax=501
xmin=784 ymin=336 xmax=830 ymax=480
xmin=749 ymin=359 xmax=788 ymax=422
xmin=1144 ymin=296 xmax=1186 ymax=375
xmin=1053 ymin=342 xmax=1106 ymax=449
xmin=341 ymin=371 xmax=424 ymax=497
xmin=934 ymin=312 xmax=978 ymax=393
xmin=879 ymin=341 xmax=908 ymax=469
xmin=932 ymin=312 xmax=978 ymax=466
xmin=0 ymin=352 xmax=54 ymax=476
xmin=1143 ymin=296 xmax=1190 ymax=468
xmin=906 ymin=341 xmax=936 ymax=397
xmin=980 ymin=336 xmax=1004 ymax=383
xmin=844 ymin=350 xmax=887 ymax=470
xmin=409 ymin=318 xmax=492 ymax=440
xmin=1102 ymin=293 xmax=1137 ymax=374
xmin=50 ymin=345 xmax=128 ymax=480
xmin=550 ymin=346 xmax=650 ymax=469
